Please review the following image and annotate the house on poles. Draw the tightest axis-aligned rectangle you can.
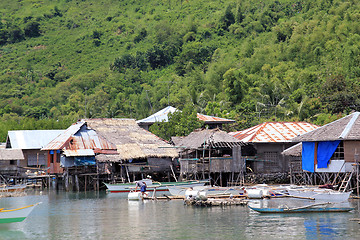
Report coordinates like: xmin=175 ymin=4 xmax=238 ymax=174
xmin=175 ymin=128 xmax=245 ymax=186
xmin=290 ymin=112 xmax=360 ymax=188
xmin=229 ymin=122 xmax=319 ymax=174
xmin=86 ymin=118 xmax=179 ymax=183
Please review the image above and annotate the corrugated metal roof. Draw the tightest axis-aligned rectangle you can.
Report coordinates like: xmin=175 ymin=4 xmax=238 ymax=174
xmin=196 ymin=113 xmax=235 ymax=124
xmin=7 ymin=130 xmax=65 ymax=149
xmin=63 ymin=149 xmax=95 ymax=157
xmin=42 ymin=122 xmax=84 ymax=150
xmin=137 ymin=106 xmax=178 ymax=125
xmin=42 ymin=121 xmax=117 ymax=151
xmin=229 ymin=122 xmax=319 ymax=143
xmin=137 ymin=106 xmax=235 ymax=125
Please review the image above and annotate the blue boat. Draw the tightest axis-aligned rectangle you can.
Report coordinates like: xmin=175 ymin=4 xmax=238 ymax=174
xmin=249 ymin=202 xmax=354 ymax=213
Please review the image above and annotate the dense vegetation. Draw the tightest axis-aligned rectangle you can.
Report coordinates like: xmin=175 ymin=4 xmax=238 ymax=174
xmin=0 ymin=0 xmax=359 ymax=141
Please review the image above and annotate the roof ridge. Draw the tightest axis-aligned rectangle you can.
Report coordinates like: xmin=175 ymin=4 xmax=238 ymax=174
xmin=339 ymin=112 xmax=360 ymax=139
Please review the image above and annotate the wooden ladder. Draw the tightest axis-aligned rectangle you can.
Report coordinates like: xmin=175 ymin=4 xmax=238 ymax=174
xmin=338 ymin=169 xmax=354 ymax=192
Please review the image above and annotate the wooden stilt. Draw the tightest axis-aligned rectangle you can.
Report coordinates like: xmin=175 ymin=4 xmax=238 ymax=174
xmin=85 ymin=175 xmax=87 ymax=192
xmin=65 ymin=172 xmax=69 ymax=192
xmin=75 ymin=175 xmax=79 ymax=192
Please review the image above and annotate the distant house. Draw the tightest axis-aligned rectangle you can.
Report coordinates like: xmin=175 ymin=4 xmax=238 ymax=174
xmin=175 ymin=128 xmax=245 ymax=186
xmin=137 ymin=106 xmax=235 ymax=130
xmin=292 ymin=112 xmax=360 ymax=174
xmin=5 ymin=130 xmax=64 ymax=169
xmin=229 ymin=122 xmax=319 ymax=174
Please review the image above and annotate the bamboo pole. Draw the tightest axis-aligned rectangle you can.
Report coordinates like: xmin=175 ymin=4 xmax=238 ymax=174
xmin=286 ymin=202 xmax=331 ymax=211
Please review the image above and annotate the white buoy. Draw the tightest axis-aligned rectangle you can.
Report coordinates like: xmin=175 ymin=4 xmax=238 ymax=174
xmin=197 ymin=191 xmax=208 ymax=201
xmin=128 ymin=192 xmax=142 ymax=200
xmin=185 ymin=190 xmax=199 ymax=199
xmin=247 ymin=189 xmax=263 ymax=199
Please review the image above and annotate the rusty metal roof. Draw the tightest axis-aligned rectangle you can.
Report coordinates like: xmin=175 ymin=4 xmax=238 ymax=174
xmin=196 ymin=113 xmax=235 ymax=124
xmin=42 ymin=122 xmax=117 ymax=151
xmin=229 ymin=122 xmax=319 ymax=143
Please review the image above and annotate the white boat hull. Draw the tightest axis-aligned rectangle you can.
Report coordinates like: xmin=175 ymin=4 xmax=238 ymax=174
xmin=287 ymin=189 xmax=351 ymax=201
xmin=168 ymin=185 xmax=245 ymax=197
xmin=105 ymin=179 xmax=208 ymax=193
xmin=0 ymin=202 xmax=41 ymax=223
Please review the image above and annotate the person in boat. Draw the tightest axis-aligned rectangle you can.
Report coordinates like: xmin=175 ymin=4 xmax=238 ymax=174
xmin=135 ymin=181 xmax=147 ymax=199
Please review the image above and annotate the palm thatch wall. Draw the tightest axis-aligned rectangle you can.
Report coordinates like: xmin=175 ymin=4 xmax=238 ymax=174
xmin=84 ymin=118 xmax=178 ymax=162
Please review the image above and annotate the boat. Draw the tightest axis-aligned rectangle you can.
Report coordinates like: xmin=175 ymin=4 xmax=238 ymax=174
xmin=286 ymin=187 xmax=351 ymax=201
xmin=168 ymin=185 xmax=245 ymax=197
xmin=248 ymin=202 xmax=354 ymax=213
xmin=0 ymin=202 xmax=41 ymax=223
xmin=104 ymin=179 xmax=209 ymax=193
xmin=0 ymin=184 xmax=27 ymax=193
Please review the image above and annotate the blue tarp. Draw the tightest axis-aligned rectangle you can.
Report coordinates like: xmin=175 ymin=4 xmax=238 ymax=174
xmin=302 ymin=142 xmax=315 ymax=172
xmin=60 ymin=156 xmax=96 ymax=167
xmin=317 ymin=141 xmax=340 ymax=168
xmin=74 ymin=156 xmax=96 ymax=166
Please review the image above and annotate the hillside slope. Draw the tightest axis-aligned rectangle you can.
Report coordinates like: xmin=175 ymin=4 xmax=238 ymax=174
xmin=0 ymin=0 xmax=360 ymax=140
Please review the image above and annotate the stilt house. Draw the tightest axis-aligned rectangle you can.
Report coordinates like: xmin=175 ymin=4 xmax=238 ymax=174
xmin=290 ymin=112 xmax=360 ymax=187
xmin=84 ymin=118 xmax=179 ymax=182
xmin=175 ymin=128 xmax=245 ymax=186
xmin=0 ymin=149 xmax=25 ymax=177
xmin=229 ymin=122 xmax=318 ymax=174
xmin=42 ymin=121 xmax=117 ymax=174
xmin=5 ymin=130 xmax=64 ymax=170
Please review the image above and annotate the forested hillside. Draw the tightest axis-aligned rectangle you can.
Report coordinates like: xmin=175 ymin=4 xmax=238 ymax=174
xmin=0 ymin=0 xmax=359 ymax=141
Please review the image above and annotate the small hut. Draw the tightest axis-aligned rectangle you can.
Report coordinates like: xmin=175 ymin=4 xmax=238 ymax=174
xmin=0 ymin=149 xmax=25 ymax=181
xmin=175 ymin=128 xmax=245 ymax=186
xmin=85 ymin=118 xmax=179 ymax=182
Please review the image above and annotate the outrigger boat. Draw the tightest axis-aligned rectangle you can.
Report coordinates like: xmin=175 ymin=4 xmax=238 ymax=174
xmin=286 ymin=187 xmax=351 ymax=201
xmin=249 ymin=202 xmax=354 ymax=214
xmin=104 ymin=179 xmax=209 ymax=193
xmin=0 ymin=202 xmax=41 ymax=223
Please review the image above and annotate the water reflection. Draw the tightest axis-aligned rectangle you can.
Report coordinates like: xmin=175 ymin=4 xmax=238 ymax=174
xmin=0 ymin=190 xmax=359 ymax=239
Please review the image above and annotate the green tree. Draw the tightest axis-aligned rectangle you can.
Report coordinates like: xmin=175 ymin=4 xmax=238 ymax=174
xmin=24 ymin=21 xmax=41 ymax=38
xmin=149 ymin=105 xmax=202 ymax=140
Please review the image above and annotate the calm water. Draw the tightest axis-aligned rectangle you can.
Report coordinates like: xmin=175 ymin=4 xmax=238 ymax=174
xmin=0 ymin=190 xmax=360 ymax=239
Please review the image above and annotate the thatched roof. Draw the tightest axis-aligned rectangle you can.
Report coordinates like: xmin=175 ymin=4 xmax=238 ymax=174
xmin=84 ymin=118 xmax=178 ymax=161
xmin=281 ymin=143 xmax=302 ymax=157
xmin=0 ymin=149 xmax=25 ymax=161
xmin=176 ymin=128 xmax=245 ymax=149
xmin=292 ymin=112 xmax=360 ymax=142
xmin=170 ymin=136 xmax=185 ymax=146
